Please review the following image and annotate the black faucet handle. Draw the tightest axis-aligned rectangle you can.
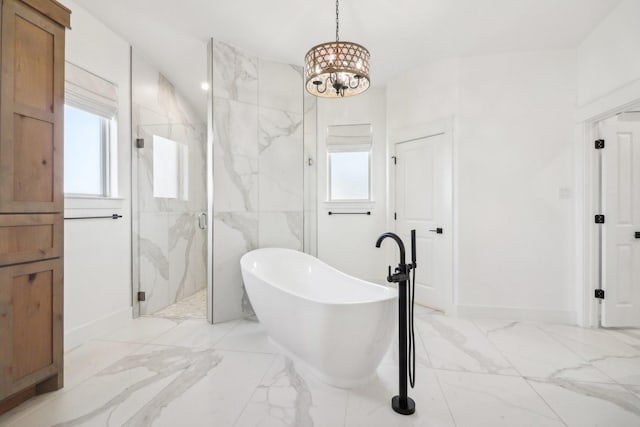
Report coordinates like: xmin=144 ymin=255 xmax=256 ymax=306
xmin=387 ymin=265 xmax=392 ymax=283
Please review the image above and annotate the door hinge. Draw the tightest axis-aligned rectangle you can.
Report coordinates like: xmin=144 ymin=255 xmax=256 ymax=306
xmin=392 ymin=156 xmax=397 ymax=165
xmin=595 ymin=214 xmax=605 ymax=224
xmin=595 ymin=139 xmax=605 ymax=149
xmin=137 ymin=291 xmax=146 ymax=302
xmin=136 ymin=138 xmax=145 ymax=149
xmin=394 ymin=212 xmax=397 ymax=220
xmin=594 ymin=289 xmax=605 ymax=300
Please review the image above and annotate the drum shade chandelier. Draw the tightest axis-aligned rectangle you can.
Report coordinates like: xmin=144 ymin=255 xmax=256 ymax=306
xmin=304 ymin=0 xmax=370 ymax=98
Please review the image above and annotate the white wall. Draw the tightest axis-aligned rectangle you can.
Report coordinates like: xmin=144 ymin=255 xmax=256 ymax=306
xmin=387 ymin=49 xmax=578 ymax=322
xmin=60 ymin=0 xmax=133 ymax=349
xmin=578 ymin=0 xmax=640 ymax=107
xmin=317 ymin=88 xmax=388 ymax=284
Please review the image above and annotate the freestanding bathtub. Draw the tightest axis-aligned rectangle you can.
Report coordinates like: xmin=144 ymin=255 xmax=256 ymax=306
xmin=240 ymin=248 xmax=397 ymax=388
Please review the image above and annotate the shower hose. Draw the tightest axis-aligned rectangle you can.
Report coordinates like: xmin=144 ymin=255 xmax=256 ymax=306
xmin=408 ymin=265 xmax=416 ymax=388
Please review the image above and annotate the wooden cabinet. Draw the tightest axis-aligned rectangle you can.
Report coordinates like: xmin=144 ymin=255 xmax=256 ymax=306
xmin=0 ymin=0 xmax=69 ymax=414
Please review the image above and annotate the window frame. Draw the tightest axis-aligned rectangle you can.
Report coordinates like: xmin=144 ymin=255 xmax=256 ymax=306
xmin=63 ymin=102 xmax=117 ymax=199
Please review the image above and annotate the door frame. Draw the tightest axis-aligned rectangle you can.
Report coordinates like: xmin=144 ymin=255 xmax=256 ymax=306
xmin=388 ymin=117 xmax=456 ymax=314
xmin=576 ymin=80 xmax=640 ymax=328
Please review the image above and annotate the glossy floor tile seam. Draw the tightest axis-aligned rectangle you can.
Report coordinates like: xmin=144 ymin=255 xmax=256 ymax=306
xmin=527 ymin=323 xmax=627 ymax=385
xmin=429 ymin=366 xmax=460 ymax=427
xmin=521 ymin=376 xmax=571 ymax=427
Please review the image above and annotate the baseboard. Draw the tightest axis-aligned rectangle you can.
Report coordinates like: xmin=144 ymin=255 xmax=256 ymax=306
xmin=455 ymin=304 xmax=577 ymax=324
xmin=64 ymin=307 xmax=132 ymax=351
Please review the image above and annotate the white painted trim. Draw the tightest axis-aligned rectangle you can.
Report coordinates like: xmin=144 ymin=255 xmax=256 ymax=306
xmin=456 ymin=304 xmax=576 ymax=324
xmin=64 ymin=307 xmax=132 ymax=351
xmin=388 ymin=117 xmax=456 ymax=314
xmin=577 ymin=79 xmax=640 ymax=122
xmin=576 ymin=84 xmax=640 ymax=328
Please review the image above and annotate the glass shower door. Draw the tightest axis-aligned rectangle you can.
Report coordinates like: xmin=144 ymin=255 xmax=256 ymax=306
xmin=131 ymin=51 xmax=208 ymax=317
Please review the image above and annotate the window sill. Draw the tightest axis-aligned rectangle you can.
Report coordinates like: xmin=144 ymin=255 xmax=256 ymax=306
xmin=323 ymin=200 xmax=376 ymax=209
xmin=64 ymin=196 xmax=125 ymax=210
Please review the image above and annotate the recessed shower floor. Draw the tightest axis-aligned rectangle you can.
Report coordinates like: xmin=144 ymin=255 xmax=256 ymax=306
xmin=153 ymin=289 xmax=206 ymax=319
xmin=2 ymin=308 xmax=640 ymax=426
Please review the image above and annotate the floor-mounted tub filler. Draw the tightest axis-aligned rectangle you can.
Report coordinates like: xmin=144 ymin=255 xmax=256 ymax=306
xmin=240 ymin=248 xmax=396 ymax=388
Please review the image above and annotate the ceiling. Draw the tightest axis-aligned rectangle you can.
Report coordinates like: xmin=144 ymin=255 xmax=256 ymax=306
xmin=77 ymin=0 xmax=621 ymax=118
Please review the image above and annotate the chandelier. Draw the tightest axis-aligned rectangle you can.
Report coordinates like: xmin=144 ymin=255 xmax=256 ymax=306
xmin=304 ymin=0 xmax=370 ymax=98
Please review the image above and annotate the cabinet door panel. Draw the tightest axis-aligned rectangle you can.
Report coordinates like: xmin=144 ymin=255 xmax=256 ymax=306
xmin=0 ymin=0 xmax=64 ymax=213
xmin=0 ymin=214 xmax=62 ymax=267
xmin=0 ymin=259 xmax=63 ymax=399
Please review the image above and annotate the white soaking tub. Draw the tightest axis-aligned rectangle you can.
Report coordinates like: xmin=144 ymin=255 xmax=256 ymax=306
xmin=240 ymin=248 xmax=396 ymax=388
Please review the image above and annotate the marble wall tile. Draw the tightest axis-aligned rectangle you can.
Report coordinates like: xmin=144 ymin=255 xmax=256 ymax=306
xmin=212 ymin=40 xmax=258 ymax=105
xmin=258 ymin=211 xmax=303 ymax=250
xmin=213 ymin=213 xmax=258 ymax=323
xmin=259 ymin=60 xmax=303 ymax=114
xmin=258 ymin=107 xmax=303 ymax=211
xmin=168 ymin=213 xmax=207 ymax=303
xmin=213 ymin=98 xmax=259 ymax=213
xmin=138 ymin=213 xmax=171 ymax=315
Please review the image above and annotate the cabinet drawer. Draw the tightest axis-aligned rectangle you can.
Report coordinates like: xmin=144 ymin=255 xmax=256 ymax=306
xmin=0 ymin=214 xmax=62 ymax=266
xmin=0 ymin=259 xmax=63 ymax=399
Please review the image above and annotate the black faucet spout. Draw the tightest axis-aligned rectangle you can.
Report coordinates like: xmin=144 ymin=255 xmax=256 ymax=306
xmin=375 ymin=232 xmax=406 ymax=265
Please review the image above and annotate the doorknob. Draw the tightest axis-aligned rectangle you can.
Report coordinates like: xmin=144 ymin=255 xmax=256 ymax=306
xmin=429 ymin=228 xmax=443 ymax=234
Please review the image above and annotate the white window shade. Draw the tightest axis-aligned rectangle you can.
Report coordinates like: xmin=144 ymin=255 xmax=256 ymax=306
xmin=326 ymin=124 xmax=372 ymax=152
xmin=65 ymin=61 xmax=118 ymax=119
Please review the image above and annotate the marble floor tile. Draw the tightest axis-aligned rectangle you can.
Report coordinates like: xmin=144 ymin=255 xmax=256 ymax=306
xmin=235 ymin=355 xmax=349 ymax=427
xmin=345 ymin=365 xmax=455 ymax=427
xmin=3 ymin=315 xmax=640 ymax=426
xmin=416 ymin=315 xmax=518 ymax=375
xmin=528 ymin=377 xmax=640 ymax=427
xmin=214 ymin=318 xmax=278 ymax=354
xmin=473 ymin=319 xmax=612 ymax=382
xmin=64 ymin=340 xmax=143 ymax=389
xmin=437 ymin=370 xmax=565 ymax=426
xmin=98 ymin=316 xmax=180 ymax=344
xmin=149 ymin=318 xmax=237 ymax=349
xmin=539 ymin=323 xmax=640 ymax=385
xmin=9 ymin=345 xmax=274 ymax=427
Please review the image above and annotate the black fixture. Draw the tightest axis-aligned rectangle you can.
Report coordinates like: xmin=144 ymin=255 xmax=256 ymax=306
xmin=64 ymin=214 xmax=123 ymax=220
xmin=376 ymin=230 xmax=418 ymax=416
xmin=328 ymin=211 xmax=371 ymax=216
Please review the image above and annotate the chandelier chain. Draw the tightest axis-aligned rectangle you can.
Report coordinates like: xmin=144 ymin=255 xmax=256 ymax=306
xmin=335 ymin=0 xmax=339 ymax=41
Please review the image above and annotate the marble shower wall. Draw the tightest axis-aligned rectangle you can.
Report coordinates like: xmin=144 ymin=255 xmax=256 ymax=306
xmin=211 ymin=40 xmax=304 ymax=323
xmin=132 ymin=51 xmax=208 ymax=316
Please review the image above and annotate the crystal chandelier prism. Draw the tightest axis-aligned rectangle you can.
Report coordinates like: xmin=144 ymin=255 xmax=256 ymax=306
xmin=304 ymin=0 xmax=370 ymax=98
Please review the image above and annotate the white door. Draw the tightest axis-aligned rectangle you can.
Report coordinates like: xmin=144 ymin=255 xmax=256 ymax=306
xmin=395 ymin=134 xmax=452 ymax=311
xmin=601 ymin=115 xmax=640 ymax=327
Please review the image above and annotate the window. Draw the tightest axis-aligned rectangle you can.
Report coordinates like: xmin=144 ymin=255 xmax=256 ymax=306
xmin=152 ymin=135 xmax=189 ymax=200
xmin=64 ymin=61 xmax=119 ymax=198
xmin=329 ymin=151 xmax=370 ymax=200
xmin=326 ymin=124 xmax=372 ymax=202
xmin=64 ymin=105 xmax=111 ymax=196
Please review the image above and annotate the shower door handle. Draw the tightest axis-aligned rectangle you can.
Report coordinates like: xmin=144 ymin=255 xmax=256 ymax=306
xmin=198 ymin=212 xmax=207 ymax=230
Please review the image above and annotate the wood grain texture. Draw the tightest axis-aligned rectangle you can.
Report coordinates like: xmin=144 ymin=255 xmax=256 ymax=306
xmin=0 ymin=0 xmax=65 ymax=213
xmin=0 ymin=0 xmax=68 ymax=407
xmin=11 ymin=269 xmax=54 ymax=380
xmin=14 ymin=14 xmax=54 ymax=112
xmin=0 ymin=214 xmax=62 ymax=266
xmin=0 ymin=259 xmax=63 ymax=400
xmin=20 ymin=0 xmax=70 ymax=28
